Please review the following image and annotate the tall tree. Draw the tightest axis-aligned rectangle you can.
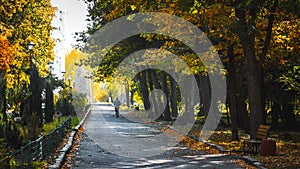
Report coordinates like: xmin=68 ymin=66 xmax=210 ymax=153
xmin=227 ymin=46 xmax=239 ymax=140
xmin=160 ymin=72 xmax=172 ymax=121
xmin=139 ymin=70 xmax=151 ymax=111
xmin=169 ymin=74 xmax=178 ymax=119
xmin=1 ymin=0 xmax=55 ymax=114
xmin=0 ymin=35 xmax=14 ymax=123
xmin=233 ymin=0 xmax=265 ymax=137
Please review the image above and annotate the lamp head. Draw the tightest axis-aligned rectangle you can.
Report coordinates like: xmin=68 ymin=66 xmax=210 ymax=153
xmin=27 ymin=42 xmax=36 ymax=50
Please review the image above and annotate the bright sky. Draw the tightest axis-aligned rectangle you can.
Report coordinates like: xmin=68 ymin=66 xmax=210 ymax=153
xmin=51 ymin=0 xmax=88 ymax=51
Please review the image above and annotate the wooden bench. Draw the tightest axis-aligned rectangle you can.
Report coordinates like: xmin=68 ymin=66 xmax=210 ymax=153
xmin=243 ymin=124 xmax=271 ymax=155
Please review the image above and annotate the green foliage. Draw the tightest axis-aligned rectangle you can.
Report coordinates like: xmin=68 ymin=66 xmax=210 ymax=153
xmin=55 ymin=86 xmax=75 ymax=116
xmin=9 ymin=158 xmax=19 ymax=169
xmin=8 ymin=158 xmax=47 ymax=169
xmin=32 ymin=160 xmax=47 ymax=168
xmin=72 ymin=90 xmax=88 ymax=121
xmin=0 ymin=121 xmax=28 ymax=149
xmin=280 ymin=65 xmax=300 ymax=97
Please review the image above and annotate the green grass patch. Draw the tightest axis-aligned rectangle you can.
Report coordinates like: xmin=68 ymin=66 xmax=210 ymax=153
xmin=71 ymin=116 xmax=79 ymax=128
xmin=43 ymin=118 xmax=62 ymax=134
xmin=42 ymin=116 xmax=79 ymax=134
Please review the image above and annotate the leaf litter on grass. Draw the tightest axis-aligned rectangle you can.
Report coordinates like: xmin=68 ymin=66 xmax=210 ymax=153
xmin=188 ymin=126 xmax=300 ymax=169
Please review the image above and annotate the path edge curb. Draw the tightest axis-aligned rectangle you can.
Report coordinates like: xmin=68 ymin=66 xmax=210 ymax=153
xmin=48 ymin=106 xmax=92 ymax=169
xmin=168 ymin=125 xmax=267 ymax=169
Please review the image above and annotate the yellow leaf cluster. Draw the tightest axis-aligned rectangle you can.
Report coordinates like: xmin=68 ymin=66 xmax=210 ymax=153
xmin=0 ymin=35 xmax=14 ymax=70
xmin=1 ymin=0 xmax=55 ymax=88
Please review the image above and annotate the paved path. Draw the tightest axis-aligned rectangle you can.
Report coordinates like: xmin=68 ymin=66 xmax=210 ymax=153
xmin=71 ymin=104 xmax=245 ymax=168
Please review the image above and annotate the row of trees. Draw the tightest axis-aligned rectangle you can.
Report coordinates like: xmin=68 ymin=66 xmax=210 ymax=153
xmin=0 ymin=0 xmax=76 ymax=150
xmin=78 ymin=0 xmax=299 ymax=140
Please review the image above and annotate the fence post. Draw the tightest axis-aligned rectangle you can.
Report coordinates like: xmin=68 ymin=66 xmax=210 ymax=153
xmin=39 ymin=134 xmax=44 ymax=160
xmin=6 ymin=156 xmax=10 ymax=168
xmin=20 ymin=146 xmax=24 ymax=169
xmin=42 ymin=135 xmax=46 ymax=159
xmin=28 ymin=140 xmax=31 ymax=167
xmin=69 ymin=117 xmax=72 ymax=130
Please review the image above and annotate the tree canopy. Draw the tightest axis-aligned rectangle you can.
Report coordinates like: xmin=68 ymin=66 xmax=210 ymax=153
xmin=78 ymin=0 xmax=299 ymax=140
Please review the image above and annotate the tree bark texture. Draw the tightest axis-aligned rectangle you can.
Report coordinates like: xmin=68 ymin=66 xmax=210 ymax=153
xmin=197 ymin=74 xmax=211 ymax=117
xmin=160 ymin=72 xmax=172 ymax=121
xmin=260 ymin=0 xmax=279 ymax=125
xmin=29 ymin=62 xmax=43 ymax=127
xmin=234 ymin=1 xmax=264 ymax=138
xmin=150 ymin=69 xmax=163 ymax=119
xmin=139 ymin=70 xmax=151 ymax=111
xmin=169 ymin=75 xmax=178 ymax=118
xmin=45 ymin=79 xmax=54 ymax=123
xmin=228 ymin=46 xmax=239 ymax=140
xmin=0 ymin=70 xmax=7 ymax=123
xmin=125 ymin=81 xmax=130 ymax=107
xmin=271 ymin=101 xmax=280 ymax=126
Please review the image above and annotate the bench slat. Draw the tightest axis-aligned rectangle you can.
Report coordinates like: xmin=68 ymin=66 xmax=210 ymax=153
xmin=243 ymin=124 xmax=271 ymax=155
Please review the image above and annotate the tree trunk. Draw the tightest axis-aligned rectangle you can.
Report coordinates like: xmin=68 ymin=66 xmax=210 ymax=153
xmin=151 ymin=70 xmax=161 ymax=90
xmin=236 ymin=94 xmax=250 ymax=132
xmin=160 ymin=72 xmax=172 ymax=121
xmin=0 ymin=70 xmax=7 ymax=123
xmin=29 ymin=62 xmax=43 ymax=127
xmin=282 ymin=102 xmax=297 ymax=129
xmin=243 ymin=39 xmax=263 ymax=138
xmin=188 ymin=75 xmax=196 ymax=123
xmin=45 ymin=79 xmax=54 ymax=123
xmin=228 ymin=46 xmax=239 ymax=141
xmin=234 ymin=66 xmax=250 ymax=132
xmin=150 ymin=69 xmax=163 ymax=120
xmin=198 ymin=74 xmax=211 ymax=117
xmin=260 ymin=0 xmax=279 ymax=124
xmin=125 ymin=81 xmax=130 ymax=107
xmin=147 ymin=70 xmax=155 ymax=119
xmin=271 ymin=101 xmax=280 ymax=127
xmin=234 ymin=4 xmax=264 ymax=138
xmin=169 ymin=74 xmax=178 ymax=119
xmin=139 ymin=70 xmax=151 ymax=111
xmin=130 ymin=88 xmax=135 ymax=105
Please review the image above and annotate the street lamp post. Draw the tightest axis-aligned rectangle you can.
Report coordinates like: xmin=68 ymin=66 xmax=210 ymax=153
xmin=89 ymin=73 xmax=93 ymax=103
xmin=48 ymin=62 xmax=53 ymax=74
xmin=28 ymin=42 xmax=35 ymax=79
xmin=67 ymin=77 xmax=73 ymax=115
xmin=27 ymin=41 xmax=35 ymax=114
xmin=68 ymin=76 xmax=72 ymax=99
xmin=45 ymin=62 xmax=55 ymax=123
xmin=61 ymin=71 xmax=66 ymax=82
xmin=68 ymin=77 xmax=71 ymax=87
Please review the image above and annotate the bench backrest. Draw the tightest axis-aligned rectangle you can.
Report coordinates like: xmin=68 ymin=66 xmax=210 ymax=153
xmin=255 ymin=125 xmax=271 ymax=140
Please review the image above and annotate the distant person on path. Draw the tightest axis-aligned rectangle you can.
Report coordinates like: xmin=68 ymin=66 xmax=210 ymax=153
xmin=113 ymin=98 xmax=121 ymax=117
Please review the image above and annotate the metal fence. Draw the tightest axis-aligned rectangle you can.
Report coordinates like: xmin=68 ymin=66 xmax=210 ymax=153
xmin=0 ymin=117 xmax=72 ymax=169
